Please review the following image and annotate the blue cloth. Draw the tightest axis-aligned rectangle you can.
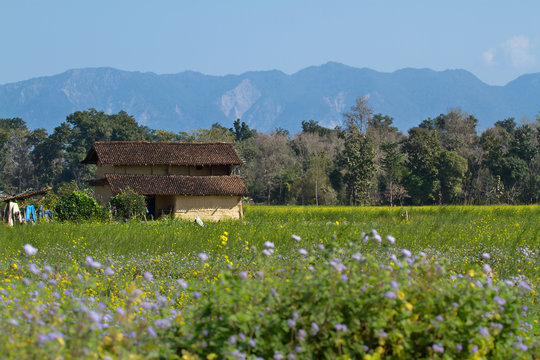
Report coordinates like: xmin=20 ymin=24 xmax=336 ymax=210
xmin=44 ymin=210 xmax=53 ymax=220
xmin=25 ymin=205 xmax=37 ymax=222
xmin=37 ymin=205 xmax=44 ymax=219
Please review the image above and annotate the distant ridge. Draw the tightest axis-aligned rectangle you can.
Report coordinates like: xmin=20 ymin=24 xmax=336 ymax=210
xmin=1 ymin=62 xmax=538 ymax=132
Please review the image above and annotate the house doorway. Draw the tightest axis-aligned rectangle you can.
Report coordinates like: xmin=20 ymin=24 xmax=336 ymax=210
xmin=145 ymin=196 xmax=156 ymax=220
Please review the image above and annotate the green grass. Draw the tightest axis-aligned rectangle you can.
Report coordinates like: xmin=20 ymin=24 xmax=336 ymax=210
xmin=1 ymin=205 xmax=538 ymax=279
xmin=0 ymin=205 xmax=538 ymax=358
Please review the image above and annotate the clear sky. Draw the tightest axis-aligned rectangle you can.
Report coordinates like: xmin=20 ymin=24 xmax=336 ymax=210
xmin=1 ymin=0 xmax=538 ymax=86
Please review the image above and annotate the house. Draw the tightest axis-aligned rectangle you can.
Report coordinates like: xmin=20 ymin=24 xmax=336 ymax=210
xmin=81 ymin=141 xmax=248 ymax=221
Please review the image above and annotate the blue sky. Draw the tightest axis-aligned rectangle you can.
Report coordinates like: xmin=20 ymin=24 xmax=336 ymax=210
xmin=1 ymin=0 xmax=538 ymax=85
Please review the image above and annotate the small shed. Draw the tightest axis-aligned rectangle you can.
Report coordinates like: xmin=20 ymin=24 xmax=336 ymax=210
xmin=81 ymin=141 xmax=248 ymax=221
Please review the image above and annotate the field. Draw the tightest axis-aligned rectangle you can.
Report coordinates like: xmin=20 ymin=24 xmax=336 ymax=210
xmin=0 ymin=205 xmax=538 ymax=359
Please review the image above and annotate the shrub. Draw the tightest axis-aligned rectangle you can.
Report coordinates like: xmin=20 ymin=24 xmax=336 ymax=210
xmin=170 ymin=238 xmax=536 ymax=359
xmin=54 ymin=191 xmax=107 ymax=222
xmin=109 ymin=187 xmax=146 ymax=220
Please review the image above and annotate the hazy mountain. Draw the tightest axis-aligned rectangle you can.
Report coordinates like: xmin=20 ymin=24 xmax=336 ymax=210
xmin=1 ymin=62 xmax=538 ymax=133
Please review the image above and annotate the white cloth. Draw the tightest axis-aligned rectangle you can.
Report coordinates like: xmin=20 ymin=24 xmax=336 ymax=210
xmin=7 ymin=202 xmax=21 ymax=227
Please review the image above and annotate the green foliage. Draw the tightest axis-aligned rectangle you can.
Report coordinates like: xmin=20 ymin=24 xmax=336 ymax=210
xmin=301 ymin=119 xmax=331 ymax=137
xmin=173 ymin=239 xmax=534 ymax=359
xmin=231 ymin=119 xmax=256 ymax=141
xmin=54 ymin=190 xmax=107 ymax=222
xmin=3 ymin=106 xmax=540 ymax=206
xmin=437 ymin=150 xmax=468 ymax=203
xmin=342 ymin=127 xmax=376 ymax=205
xmin=109 ymin=187 xmax=146 ymax=220
xmin=402 ymin=128 xmax=442 ymax=204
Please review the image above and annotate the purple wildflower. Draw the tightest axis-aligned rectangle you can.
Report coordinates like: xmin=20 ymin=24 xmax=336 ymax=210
xmin=401 ymin=249 xmax=412 ymax=257
xmin=148 ymin=326 xmax=157 ymax=338
xmin=177 ymin=279 xmax=188 ymax=289
xmin=479 ymin=327 xmax=489 ymax=337
xmin=143 ymin=271 xmax=154 ymax=281
xmin=432 ymin=343 xmax=444 ymax=353
xmin=291 ymin=234 xmax=301 ymax=241
xmin=262 ymin=249 xmax=274 ymax=256
xmin=311 ymin=322 xmax=319 ymax=335
xmin=198 ymin=253 xmax=208 ymax=261
xmin=298 ymin=329 xmax=307 ymax=341
xmin=23 ymin=244 xmax=37 ymax=257
xmin=384 ymin=291 xmax=397 ymax=299
xmin=493 ymin=296 xmax=506 ymax=306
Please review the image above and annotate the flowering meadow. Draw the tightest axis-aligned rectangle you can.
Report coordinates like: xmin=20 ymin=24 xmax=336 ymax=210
xmin=0 ymin=205 xmax=538 ymax=359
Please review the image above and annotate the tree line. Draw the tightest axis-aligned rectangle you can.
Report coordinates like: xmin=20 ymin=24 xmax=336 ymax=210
xmin=1 ymin=97 xmax=539 ymax=205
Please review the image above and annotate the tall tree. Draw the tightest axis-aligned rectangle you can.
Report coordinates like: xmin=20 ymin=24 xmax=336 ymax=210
xmin=380 ymin=141 xmax=406 ymax=206
xmin=402 ymin=127 xmax=442 ymax=204
xmin=340 ymin=96 xmax=377 ymax=205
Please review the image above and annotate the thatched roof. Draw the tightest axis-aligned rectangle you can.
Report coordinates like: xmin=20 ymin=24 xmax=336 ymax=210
xmin=2 ymin=187 xmax=52 ymax=202
xmin=100 ymin=174 xmax=248 ymax=196
xmin=81 ymin=141 xmax=243 ymax=166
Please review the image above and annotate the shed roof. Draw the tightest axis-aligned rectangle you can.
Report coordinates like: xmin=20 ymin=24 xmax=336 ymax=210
xmin=102 ymin=174 xmax=248 ymax=196
xmin=81 ymin=141 xmax=243 ymax=166
xmin=2 ymin=187 xmax=52 ymax=202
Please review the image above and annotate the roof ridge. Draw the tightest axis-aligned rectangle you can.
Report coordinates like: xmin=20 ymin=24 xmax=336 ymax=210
xmin=93 ymin=141 xmax=235 ymax=145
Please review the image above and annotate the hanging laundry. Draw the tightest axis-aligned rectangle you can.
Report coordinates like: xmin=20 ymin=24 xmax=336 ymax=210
xmin=37 ymin=205 xmax=44 ymax=220
xmin=7 ymin=202 xmax=22 ymax=227
xmin=44 ymin=210 xmax=53 ymax=220
xmin=25 ymin=205 xmax=37 ymax=223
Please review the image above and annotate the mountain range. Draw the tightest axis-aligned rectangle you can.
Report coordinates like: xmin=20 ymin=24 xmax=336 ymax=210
xmin=1 ymin=62 xmax=539 ymax=133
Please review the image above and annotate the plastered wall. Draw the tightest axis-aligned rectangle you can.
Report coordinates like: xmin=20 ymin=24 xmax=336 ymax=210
xmin=174 ymin=195 xmax=243 ymax=221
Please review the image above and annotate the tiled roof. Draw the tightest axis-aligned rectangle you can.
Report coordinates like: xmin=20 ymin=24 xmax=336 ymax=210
xmin=104 ymin=174 xmax=248 ymax=196
xmin=2 ymin=187 xmax=52 ymax=202
xmin=81 ymin=141 xmax=243 ymax=166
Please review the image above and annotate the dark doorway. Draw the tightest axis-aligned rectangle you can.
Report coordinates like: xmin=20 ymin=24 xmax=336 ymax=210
xmin=145 ymin=196 xmax=156 ymax=220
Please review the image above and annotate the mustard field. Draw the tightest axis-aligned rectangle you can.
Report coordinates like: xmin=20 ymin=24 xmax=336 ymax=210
xmin=0 ymin=205 xmax=538 ymax=359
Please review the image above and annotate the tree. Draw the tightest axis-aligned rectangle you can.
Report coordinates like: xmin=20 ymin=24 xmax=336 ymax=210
xmin=292 ymin=132 xmax=343 ymax=205
xmin=343 ymin=96 xmax=372 ymax=133
xmin=0 ymin=118 xmax=44 ymax=192
xmin=341 ymin=126 xmax=376 ymax=205
xmin=402 ymin=127 xmax=442 ymax=204
xmin=231 ymin=119 xmax=255 ymax=141
xmin=301 ymin=120 xmax=331 ymax=137
xmin=380 ymin=141 xmax=406 ymax=206
xmin=194 ymin=123 xmax=235 ymax=142
xmin=437 ymin=150 xmax=468 ymax=203
xmin=341 ymin=96 xmax=377 ymax=205
xmin=253 ymin=133 xmax=295 ymax=204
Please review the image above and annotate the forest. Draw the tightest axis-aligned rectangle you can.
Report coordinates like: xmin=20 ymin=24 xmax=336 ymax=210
xmin=1 ymin=96 xmax=538 ymax=205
